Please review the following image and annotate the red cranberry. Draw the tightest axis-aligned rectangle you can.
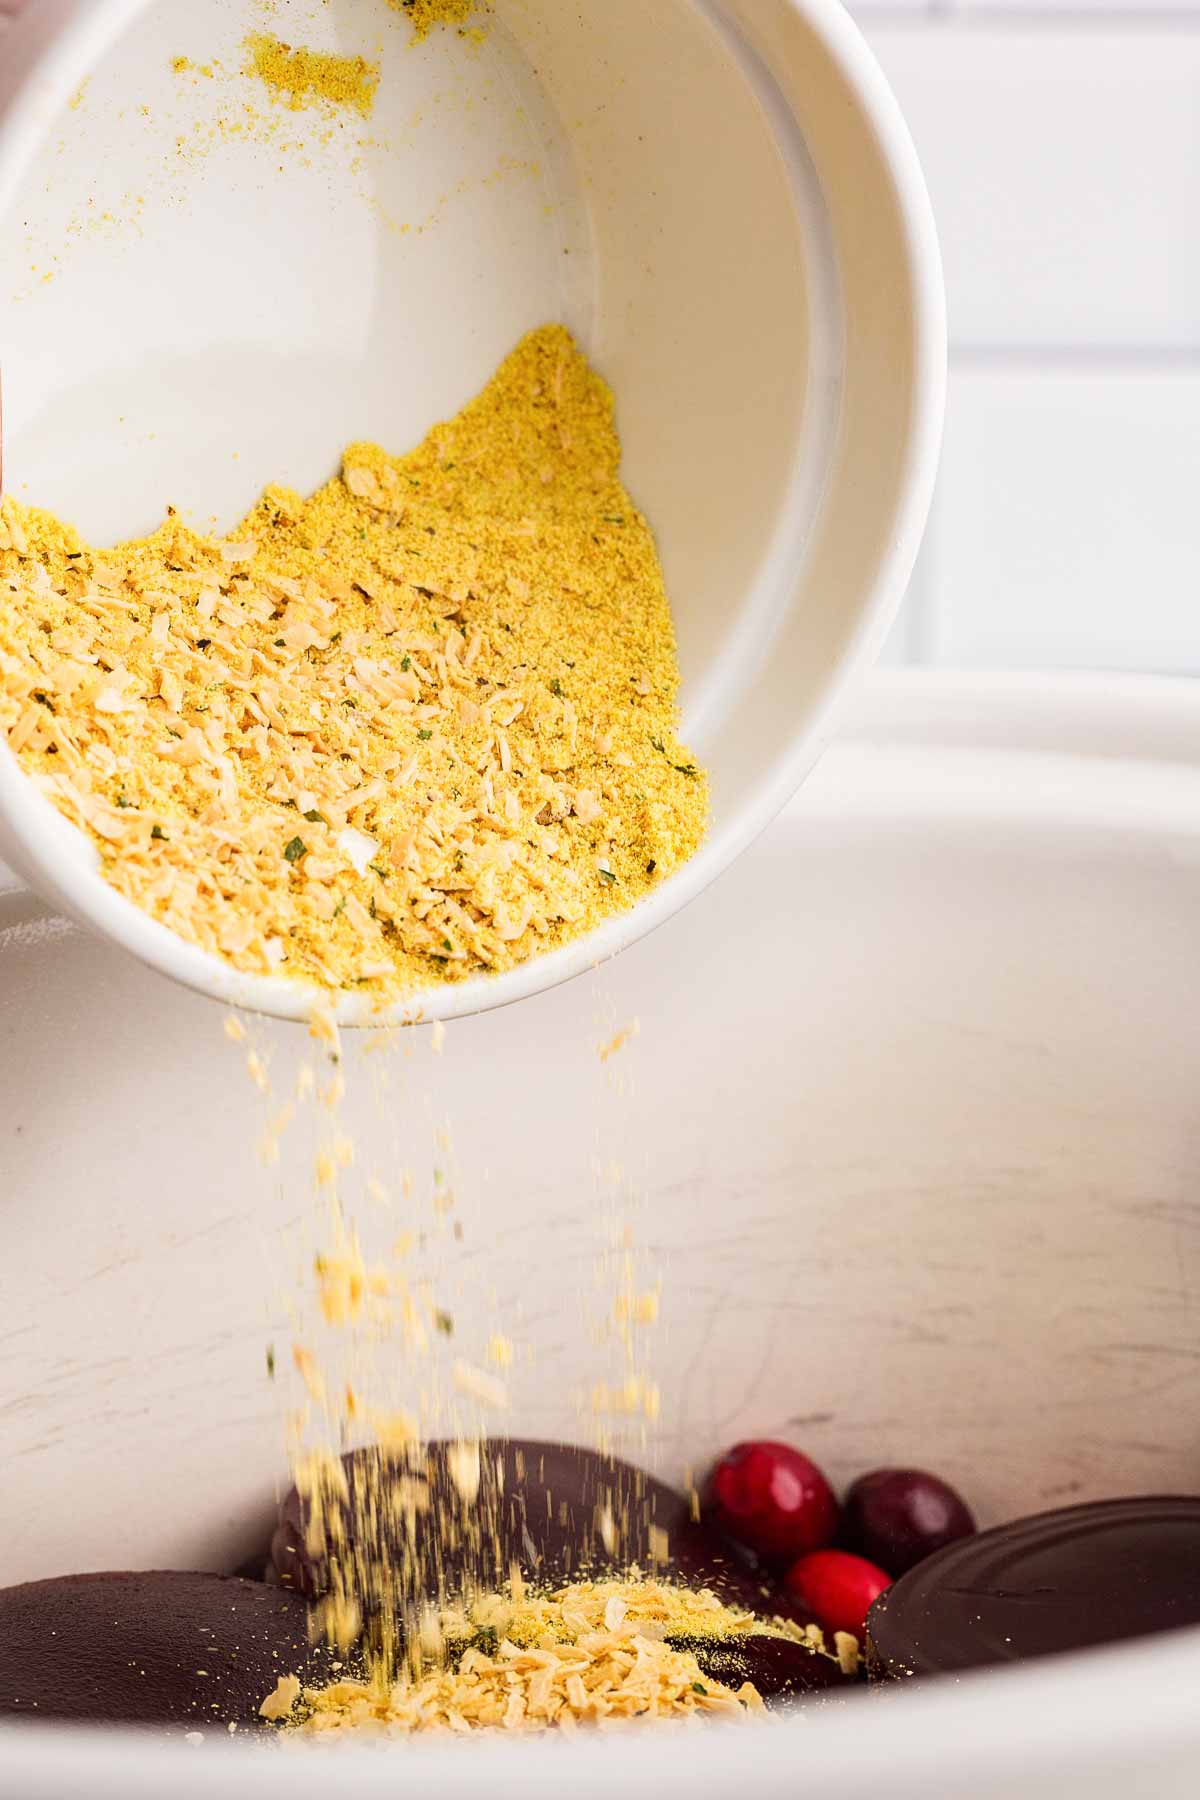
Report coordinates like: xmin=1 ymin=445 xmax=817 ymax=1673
xmin=785 ymin=1549 xmax=891 ymax=1639
xmin=705 ymin=1441 xmax=838 ymax=1562
xmin=841 ymin=1468 xmax=975 ymax=1576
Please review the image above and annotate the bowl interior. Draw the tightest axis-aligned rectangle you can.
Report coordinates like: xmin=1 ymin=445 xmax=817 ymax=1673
xmin=1 ymin=0 xmax=832 ymax=730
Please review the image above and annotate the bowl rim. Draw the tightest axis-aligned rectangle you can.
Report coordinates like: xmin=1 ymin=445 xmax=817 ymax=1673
xmin=0 ymin=0 xmax=947 ymax=1026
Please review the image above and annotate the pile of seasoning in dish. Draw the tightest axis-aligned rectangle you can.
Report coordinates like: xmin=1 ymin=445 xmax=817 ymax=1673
xmin=0 ymin=327 xmax=706 ymax=999
xmin=0 ymin=1442 xmax=858 ymax=1736
xmin=269 ymin=1577 xmax=834 ymax=1737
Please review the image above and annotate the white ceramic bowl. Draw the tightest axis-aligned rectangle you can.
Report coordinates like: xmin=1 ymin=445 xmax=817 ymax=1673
xmin=0 ymin=0 xmax=944 ymax=1024
xmin=2 ymin=671 xmax=1200 ymax=1797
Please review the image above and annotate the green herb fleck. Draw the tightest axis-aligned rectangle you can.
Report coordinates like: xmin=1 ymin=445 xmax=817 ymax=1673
xmin=692 ymin=1682 xmax=707 ymax=1696
xmin=151 ymin=825 xmax=168 ymax=842
xmin=599 ymin=869 xmax=617 ymax=886
xmin=442 ymin=937 xmax=454 ymax=953
xmin=116 ymin=793 xmax=131 ymax=809
xmin=368 ymin=862 xmax=389 ymax=881
xmin=550 ymin=678 xmax=564 ymax=698
xmin=650 ymin=735 xmax=699 ymax=778
xmin=400 ymin=656 xmax=411 ymax=672
xmin=303 ymin=809 xmax=327 ymax=825
xmin=284 ymin=836 xmax=307 ymax=864
xmin=434 ymin=1310 xmax=455 ymax=1337
xmin=418 ymin=728 xmax=433 ymax=742
xmin=333 ymin=896 xmax=347 ymax=920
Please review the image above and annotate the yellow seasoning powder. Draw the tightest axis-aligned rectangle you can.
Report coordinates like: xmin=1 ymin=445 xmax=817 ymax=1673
xmin=271 ymin=1578 xmax=771 ymax=1736
xmin=245 ymin=33 xmax=381 ymax=117
xmin=0 ymin=327 xmax=708 ymax=1001
xmin=388 ymin=0 xmax=480 ymax=43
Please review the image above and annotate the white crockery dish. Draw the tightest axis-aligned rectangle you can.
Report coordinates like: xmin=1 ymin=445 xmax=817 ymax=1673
xmin=2 ymin=671 xmax=1199 ymax=1797
xmin=0 ymin=0 xmax=944 ymax=1023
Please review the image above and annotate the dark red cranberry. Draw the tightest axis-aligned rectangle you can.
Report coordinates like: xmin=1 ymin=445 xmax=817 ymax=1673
xmin=841 ymin=1468 xmax=975 ymax=1576
xmin=705 ymin=1441 xmax=838 ymax=1561
xmin=785 ymin=1549 xmax=891 ymax=1639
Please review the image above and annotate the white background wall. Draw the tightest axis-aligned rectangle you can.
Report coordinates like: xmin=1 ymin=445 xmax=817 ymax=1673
xmin=848 ymin=2 xmax=1200 ymax=673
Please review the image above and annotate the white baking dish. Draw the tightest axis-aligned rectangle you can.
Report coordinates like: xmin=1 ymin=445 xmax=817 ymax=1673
xmin=2 ymin=670 xmax=1199 ymax=1796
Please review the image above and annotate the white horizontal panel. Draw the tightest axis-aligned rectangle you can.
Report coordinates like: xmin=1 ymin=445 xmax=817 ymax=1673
xmin=866 ymin=26 xmax=1200 ymax=347
xmin=958 ymin=4 xmax=1200 ymax=13
xmin=929 ymin=366 xmax=1200 ymax=671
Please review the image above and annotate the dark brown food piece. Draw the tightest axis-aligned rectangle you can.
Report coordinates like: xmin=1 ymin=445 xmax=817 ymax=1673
xmin=667 ymin=1632 xmax=848 ymax=1701
xmin=0 ymin=1571 xmax=339 ymax=1729
xmin=272 ymin=1438 xmax=783 ymax=1616
xmin=867 ymin=1495 xmax=1200 ymax=1681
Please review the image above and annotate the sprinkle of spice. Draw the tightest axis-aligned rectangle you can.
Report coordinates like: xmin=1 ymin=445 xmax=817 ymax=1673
xmin=0 ymin=327 xmax=707 ymax=1000
xmin=244 ymin=33 xmax=380 ymax=117
xmin=390 ymin=0 xmax=481 ymax=44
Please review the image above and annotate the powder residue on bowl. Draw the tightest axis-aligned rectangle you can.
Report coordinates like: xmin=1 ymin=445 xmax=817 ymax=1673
xmin=245 ymin=33 xmax=381 ymax=117
xmin=389 ymin=0 xmax=483 ymax=44
xmin=0 ymin=327 xmax=707 ymax=1001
